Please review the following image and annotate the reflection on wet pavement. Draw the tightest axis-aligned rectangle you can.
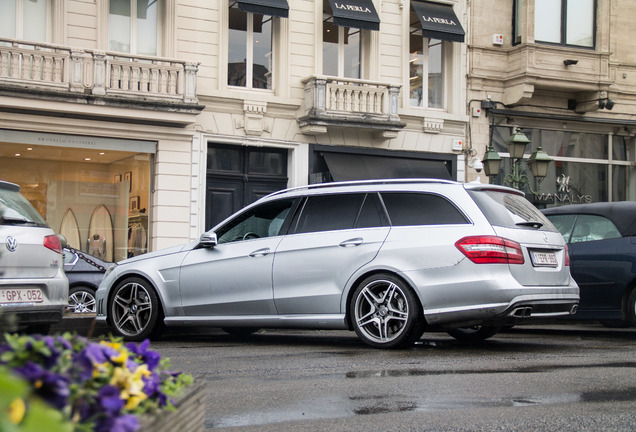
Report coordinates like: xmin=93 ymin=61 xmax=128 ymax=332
xmin=208 ymin=387 xmax=636 ymax=428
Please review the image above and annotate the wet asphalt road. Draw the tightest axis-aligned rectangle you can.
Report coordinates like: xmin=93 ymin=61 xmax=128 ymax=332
xmin=143 ymin=323 xmax=636 ymax=431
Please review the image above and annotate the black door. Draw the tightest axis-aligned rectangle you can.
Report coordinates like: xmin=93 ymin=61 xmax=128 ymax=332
xmin=205 ymin=144 xmax=288 ymax=230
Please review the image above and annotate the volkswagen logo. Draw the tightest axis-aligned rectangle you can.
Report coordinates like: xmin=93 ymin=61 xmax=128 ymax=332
xmin=542 ymin=233 xmax=549 ymax=243
xmin=5 ymin=236 xmax=18 ymax=252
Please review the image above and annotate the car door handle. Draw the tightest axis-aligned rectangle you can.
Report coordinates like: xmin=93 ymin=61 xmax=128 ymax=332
xmin=249 ymin=248 xmax=271 ymax=257
xmin=339 ymin=238 xmax=364 ymax=248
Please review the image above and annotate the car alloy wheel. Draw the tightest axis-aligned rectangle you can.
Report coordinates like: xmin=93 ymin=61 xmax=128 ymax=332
xmin=68 ymin=287 xmax=96 ymax=314
xmin=351 ymin=273 xmax=425 ymax=349
xmin=110 ymin=277 xmax=160 ymax=340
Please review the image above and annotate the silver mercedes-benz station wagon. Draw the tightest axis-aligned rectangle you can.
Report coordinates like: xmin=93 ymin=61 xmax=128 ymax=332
xmin=96 ymin=179 xmax=579 ymax=348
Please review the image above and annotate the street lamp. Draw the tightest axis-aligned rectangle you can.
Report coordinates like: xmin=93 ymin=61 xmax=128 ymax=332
xmin=482 ymin=128 xmax=553 ymax=194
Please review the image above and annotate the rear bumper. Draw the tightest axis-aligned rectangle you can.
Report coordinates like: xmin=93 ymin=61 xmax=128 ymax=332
xmin=423 ymin=293 xmax=580 ymax=327
xmin=1 ymin=306 xmax=65 ymax=325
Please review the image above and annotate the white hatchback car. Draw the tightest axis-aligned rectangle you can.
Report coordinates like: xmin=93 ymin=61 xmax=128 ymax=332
xmin=0 ymin=180 xmax=68 ymax=333
xmin=96 ymin=179 xmax=579 ymax=348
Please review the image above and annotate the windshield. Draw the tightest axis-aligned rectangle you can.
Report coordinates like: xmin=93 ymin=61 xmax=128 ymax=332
xmin=468 ymin=190 xmax=558 ymax=232
xmin=0 ymin=187 xmax=49 ymax=228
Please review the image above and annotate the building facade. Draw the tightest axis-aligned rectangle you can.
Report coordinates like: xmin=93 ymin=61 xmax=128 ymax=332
xmin=1 ymin=0 xmax=473 ymax=256
xmin=4 ymin=1 xmax=634 ymax=257
xmin=467 ymin=0 xmax=636 ymax=207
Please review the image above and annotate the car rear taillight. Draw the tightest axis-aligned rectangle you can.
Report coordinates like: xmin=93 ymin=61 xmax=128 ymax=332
xmin=564 ymin=244 xmax=570 ymax=266
xmin=44 ymin=234 xmax=62 ymax=254
xmin=455 ymin=236 xmax=524 ymax=264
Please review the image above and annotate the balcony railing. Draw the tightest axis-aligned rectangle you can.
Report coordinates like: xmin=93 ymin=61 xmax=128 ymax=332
xmin=0 ymin=38 xmax=198 ymax=105
xmin=299 ymin=75 xmax=405 ymax=137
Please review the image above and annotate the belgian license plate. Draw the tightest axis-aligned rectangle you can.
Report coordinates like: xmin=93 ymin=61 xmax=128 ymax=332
xmin=531 ymin=251 xmax=558 ymax=267
xmin=0 ymin=288 xmax=43 ymax=304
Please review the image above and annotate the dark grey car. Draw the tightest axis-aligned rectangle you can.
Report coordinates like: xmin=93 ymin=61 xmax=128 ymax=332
xmin=542 ymin=201 xmax=636 ymax=327
xmin=97 ymin=179 xmax=579 ymax=348
xmin=63 ymin=247 xmax=110 ymax=314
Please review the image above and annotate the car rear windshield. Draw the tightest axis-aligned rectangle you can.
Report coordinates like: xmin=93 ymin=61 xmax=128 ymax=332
xmin=0 ymin=188 xmax=48 ymax=228
xmin=467 ymin=189 xmax=558 ymax=232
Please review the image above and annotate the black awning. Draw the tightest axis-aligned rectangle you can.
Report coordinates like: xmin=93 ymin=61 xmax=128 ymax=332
xmin=236 ymin=0 xmax=289 ymax=18
xmin=411 ymin=1 xmax=465 ymax=43
xmin=323 ymin=152 xmax=452 ymax=182
xmin=327 ymin=0 xmax=381 ymax=31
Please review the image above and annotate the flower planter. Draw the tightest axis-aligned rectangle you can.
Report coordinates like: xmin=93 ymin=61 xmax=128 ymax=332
xmin=139 ymin=381 xmax=207 ymax=432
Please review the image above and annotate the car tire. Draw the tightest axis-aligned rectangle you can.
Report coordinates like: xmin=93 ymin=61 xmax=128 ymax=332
xmin=350 ymin=273 xmax=425 ymax=349
xmin=222 ymin=327 xmax=260 ymax=337
xmin=68 ymin=286 xmax=97 ymax=314
xmin=109 ymin=277 xmax=161 ymax=341
xmin=446 ymin=325 xmax=500 ymax=342
xmin=628 ymin=289 xmax=636 ymax=328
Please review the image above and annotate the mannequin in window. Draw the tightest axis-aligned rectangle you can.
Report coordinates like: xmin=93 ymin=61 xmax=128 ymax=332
xmin=87 ymin=233 xmax=106 ymax=260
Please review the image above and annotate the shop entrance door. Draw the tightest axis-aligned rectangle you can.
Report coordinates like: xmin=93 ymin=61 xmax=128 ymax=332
xmin=205 ymin=144 xmax=288 ymax=231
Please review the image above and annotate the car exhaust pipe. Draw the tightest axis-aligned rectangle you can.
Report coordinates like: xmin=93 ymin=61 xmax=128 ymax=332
xmin=511 ymin=306 xmax=533 ymax=318
xmin=570 ymin=304 xmax=578 ymax=315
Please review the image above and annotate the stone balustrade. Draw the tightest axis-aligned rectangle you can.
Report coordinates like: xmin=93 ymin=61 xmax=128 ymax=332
xmin=299 ymin=75 xmax=404 ymax=137
xmin=0 ymin=38 xmax=198 ymax=104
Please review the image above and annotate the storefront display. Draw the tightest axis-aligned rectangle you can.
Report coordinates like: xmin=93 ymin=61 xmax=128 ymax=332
xmin=490 ymin=126 xmax=636 ymax=205
xmin=0 ymin=130 xmax=153 ymax=261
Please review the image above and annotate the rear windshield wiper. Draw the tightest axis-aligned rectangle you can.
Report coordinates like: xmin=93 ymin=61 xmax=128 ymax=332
xmin=516 ymin=220 xmax=544 ymax=229
xmin=1 ymin=216 xmax=39 ymax=226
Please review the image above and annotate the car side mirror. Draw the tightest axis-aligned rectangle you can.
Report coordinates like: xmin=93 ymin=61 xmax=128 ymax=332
xmin=199 ymin=232 xmax=218 ymax=248
xmin=57 ymin=234 xmax=68 ymax=248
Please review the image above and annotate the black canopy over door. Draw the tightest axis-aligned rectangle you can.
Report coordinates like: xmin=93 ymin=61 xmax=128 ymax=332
xmin=205 ymin=144 xmax=288 ymax=230
xmin=322 ymin=152 xmax=452 ymax=181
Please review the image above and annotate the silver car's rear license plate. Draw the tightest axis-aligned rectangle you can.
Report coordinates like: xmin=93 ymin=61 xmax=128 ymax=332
xmin=0 ymin=288 xmax=43 ymax=304
xmin=530 ymin=251 xmax=558 ymax=267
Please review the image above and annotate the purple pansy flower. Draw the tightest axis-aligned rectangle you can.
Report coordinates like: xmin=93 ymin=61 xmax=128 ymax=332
xmin=14 ymin=361 xmax=70 ymax=410
xmin=95 ymin=414 xmax=139 ymax=432
xmin=126 ymin=339 xmax=160 ymax=371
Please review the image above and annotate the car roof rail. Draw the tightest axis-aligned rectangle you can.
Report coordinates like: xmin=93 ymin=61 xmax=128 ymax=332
xmin=262 ymin=178 xmax=457 ymax=200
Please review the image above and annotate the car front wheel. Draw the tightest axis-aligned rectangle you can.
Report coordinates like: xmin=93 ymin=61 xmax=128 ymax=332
xmin=350 ymin=274 xmax=425 ymax=349
xmin=109 ymin=277 xmax=160 ymax=341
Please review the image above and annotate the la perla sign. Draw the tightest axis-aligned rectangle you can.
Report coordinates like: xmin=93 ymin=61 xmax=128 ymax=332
xmin=420 ymin=15 xmax=458 ymax=26
xmin=334 ymin=2 xmax=372 ymax=13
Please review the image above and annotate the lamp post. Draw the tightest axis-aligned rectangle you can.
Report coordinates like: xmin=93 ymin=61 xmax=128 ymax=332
xmin=482 ymin=128 xmax=553 ymax=194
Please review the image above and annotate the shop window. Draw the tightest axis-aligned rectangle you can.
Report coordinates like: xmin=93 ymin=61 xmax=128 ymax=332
xmin=228 ymin=5 xmax=273 ymax=89
xmin=489 ymin=126 xmax=636 ymax=204
xmin=408 ymin=1 xmax=464 ymax=109
xmin=0 ymin=0 xmax=50 ymax=42
xmin=409 ymin=35 xmax=444 ymax=108
xmin=322 ymin=11 xmax=361 ymax=78
xmin=515 ymin=0 xmax=595 ymax=48
xmin=0 ymin=140 xmax=152 ymax=262
xmin=322 ymin=0 xmax=381 ymax=79
xmin=109 ymin=0 xmax=159 ymax=55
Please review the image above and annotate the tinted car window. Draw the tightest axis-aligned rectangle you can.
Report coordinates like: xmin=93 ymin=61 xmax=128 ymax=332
xmin=381 ymin=192 xmax=468 ymax=226
xmin=294 ymin=194 xmax=365 ymax=234
xmin=468 ymin=190 xmax=558 ymax=232
xmin=0 ymin=187 xmax=48 ymax=228
xmin=547 ymin=214 xmax=622 ymax=243
xmin=216 ymin=198 xmax=296 ymax=244
xmin=355 ymin=193 xmax=388 ymax=229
